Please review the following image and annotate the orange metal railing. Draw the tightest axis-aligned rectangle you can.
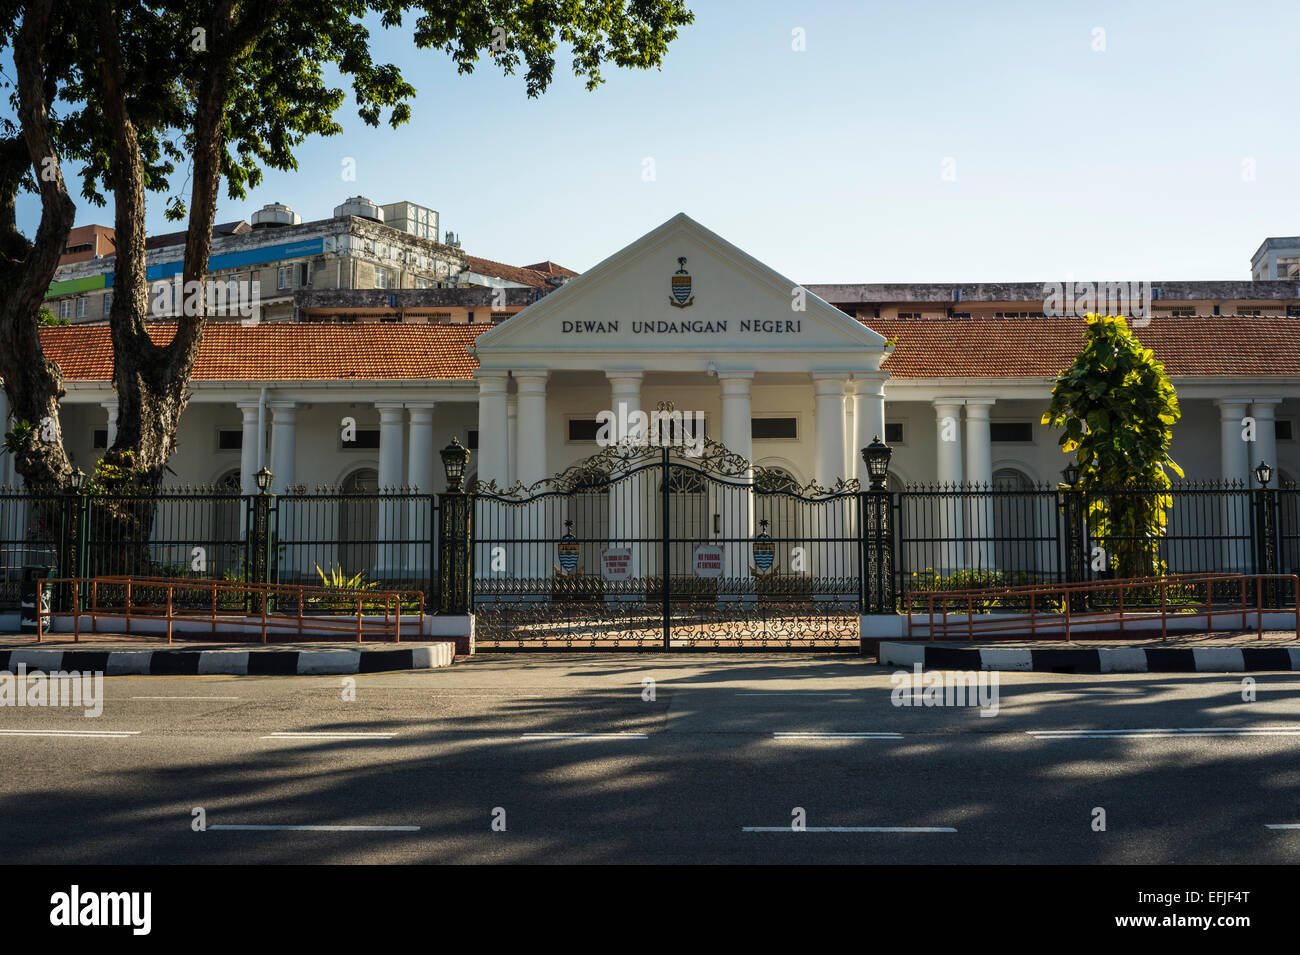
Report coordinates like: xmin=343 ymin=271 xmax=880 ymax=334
xmin=34 ymin=575 xmax=425 ymax=644
xmin=905 ymin=572 xmax=1300 ymax=643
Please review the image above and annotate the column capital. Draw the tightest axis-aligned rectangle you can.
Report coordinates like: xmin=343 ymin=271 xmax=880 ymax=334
xmin=235 ymin=399 xmax=262 ymax=413
xmin=718 ymin=373 xmax=754 ymax=397
xmin=514 ymin=372 xmax=549 ymax=395
xmin=475 ymin=369 xmax=511 ymax=394
xmin=933 ymin=398 xmax=965 ymax=414
xmin=847 ymin=376 xmax=887 ymax=398
xmin=605 ymin=369 xmax=645 ymax=382
xmin=716 ymin=369 xmax=755 ymax=381
xmin=964 ymin=400 xmax=995 ymax=419
xmin=1249 ymin=398 xmax=1284 ymax=411
xmin=1215 ymin=397 xmax=1253 ymax=413
xmin=811 ymin=373 xmax=847 ymax=397
xmin=267 ymin=400 xmax=297 ymax=420
xmin=407 ymin=404 xmax=436 ymax=423
xmin=100 ymin=398 xmax=119 ymax=410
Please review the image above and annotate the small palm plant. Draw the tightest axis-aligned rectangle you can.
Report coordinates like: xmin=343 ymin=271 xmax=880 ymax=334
xmin=313 ymin=563 xmax=382 ymax=614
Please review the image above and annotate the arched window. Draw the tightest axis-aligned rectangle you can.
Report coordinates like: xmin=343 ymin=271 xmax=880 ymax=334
xmin=567 ymin=468 xmax=610 ymax=577
xmin=755 ymin=467 xmax=800 ymax=566
xmin=991 ymin=467 xmax=1044 ymax=576
xmin=212 ymin=469 xmax=242 ymax=579
xmin=338 ymin=468 xmax=379 ymax=578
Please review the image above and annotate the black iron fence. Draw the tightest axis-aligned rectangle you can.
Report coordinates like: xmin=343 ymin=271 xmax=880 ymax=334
xmin=0 ymin=485 xmax=439 ymax=612
xmin=897 ymin=480 xmax=1298 ymax=609
xmin=1 ymin=477 xmax=1295 ymax=617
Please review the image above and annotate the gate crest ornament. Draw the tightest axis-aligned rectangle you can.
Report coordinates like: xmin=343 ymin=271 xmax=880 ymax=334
xmin=556 ymin=519 xmax=581 ymax=577
xmin=670 ymin=256 xmax=694 ymax=308
xmin=751 ymin=519 xmax=777 ymax=578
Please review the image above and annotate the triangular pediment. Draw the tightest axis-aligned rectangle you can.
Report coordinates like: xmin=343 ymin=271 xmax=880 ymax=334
xmin=472 ymin=213 xmax=887 ymax=375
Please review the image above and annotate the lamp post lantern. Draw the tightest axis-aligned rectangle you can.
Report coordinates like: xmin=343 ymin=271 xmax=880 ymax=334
xmin=860 ymin=435 xmax=893 ymax=491
xmin=440 ymin=437 xmax=471 ymax=493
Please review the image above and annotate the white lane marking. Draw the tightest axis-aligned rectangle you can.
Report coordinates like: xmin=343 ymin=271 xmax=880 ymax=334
xmin=1030 ymin=727 xmax=1300 ymax=739
xmin=769 ymin=738 xmax=904 ymax=743
xmin=735 ymin=692 xmax=853 ymax=697
xmin=743 ymin=826 xmax=956 ymax=833
xmin=517 ymin=738 xmax=650 ymax=743
xmin=261 ymin=732 xmax=395 ymax=740
xmin=1265 ymin=824 xmax=1300 ymax=830
xmin=209 ymin=825 xmax=420 ymax=832
xmin=130 ymin=696 xmax=242 ymax=700
xmin=0 ymin=729 xmax=140 ymax=738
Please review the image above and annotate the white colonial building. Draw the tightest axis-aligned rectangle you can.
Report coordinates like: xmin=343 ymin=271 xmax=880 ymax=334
xmin=10 ymin=213 xmax=1298 ymax=506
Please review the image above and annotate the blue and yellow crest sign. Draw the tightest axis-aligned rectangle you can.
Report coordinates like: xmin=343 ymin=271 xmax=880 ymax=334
xmin=670 ymin=256 xmax=694 ymax=308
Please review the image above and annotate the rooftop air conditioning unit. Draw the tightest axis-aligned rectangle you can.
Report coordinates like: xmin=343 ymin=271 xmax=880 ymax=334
xmin=251 ymin=202 xmax=301 ymax=228
xmin=333 ymin=196 xmax=384 ymax=222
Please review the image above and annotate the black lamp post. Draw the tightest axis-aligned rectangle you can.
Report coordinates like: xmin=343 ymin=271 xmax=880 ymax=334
xmin=437 ymin=438 xmax=473 ymax=615
xmin=1254 ymin=461 xmax=1273 ymax=488
xmin=70 ymin=467 xmax=86 ymax=492
xmin=1062 ymin=463 xmax=1080 ymax=487
xmin=440 ymin=437 xmax=471 ymax=492
xmin=250 ymin=466 xmax=274 ymax=593
xmin=860 ymin=435 xmax=893 ymax=491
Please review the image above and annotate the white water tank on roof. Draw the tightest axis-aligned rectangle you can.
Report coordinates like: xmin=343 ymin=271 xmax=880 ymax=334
xmin=333 ymin=197 xmax=384 ymax=222
xmin=251 ymin=202 xmax=301 ymax=228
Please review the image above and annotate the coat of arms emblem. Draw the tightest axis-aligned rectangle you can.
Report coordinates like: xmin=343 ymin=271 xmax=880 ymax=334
xmin=750 ymin=520 xmax=777 ymax=578
xmin=556 ymin=520 xmax=582 ymax=577
xmin=670 ymin=256 xmax=694 ymax=308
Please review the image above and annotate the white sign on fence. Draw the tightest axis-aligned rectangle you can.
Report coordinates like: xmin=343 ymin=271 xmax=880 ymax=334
xmin=601 ymin=547 xmax=633 ymax=581
xmin=692 ymin=543 xmax=724 ymax=578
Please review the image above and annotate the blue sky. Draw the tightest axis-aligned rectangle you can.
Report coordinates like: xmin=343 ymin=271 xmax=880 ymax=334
xmin=14 ymin=0 xmax=1300 ymax=282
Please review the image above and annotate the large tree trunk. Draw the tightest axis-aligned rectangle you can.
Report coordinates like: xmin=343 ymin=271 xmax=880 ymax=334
xmin=0 ymin=0 xmax=76 ymax=492
xmin=95 ymin=0 xmax=237 ymax=496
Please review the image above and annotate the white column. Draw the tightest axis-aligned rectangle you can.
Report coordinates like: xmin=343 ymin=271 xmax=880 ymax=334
xmin=934 ymin=399 xmax=965 ymax=573
xmin=268 ymin=400 xmax=297 ymax=579
xmin=514 ymin=373 xmax=550 ymax=581
xmin=1250 ymin=399 xmax=1282 ymax=485
xmin=514 ymin=373 xmax=549 ymax=487
xmin=1218 ymin=398 xmax=1251 ymax=486
xmin=406 ymin=403 xmax=436 ymax=578
xmin=851 ymin=376 xmax=887 ymax=486
xmin=237 ymin=401 xmax=260 ymax=495
xmin=101 ymin=400 xmax=119 ymax=451
xmin=718 ymin=371 xmax=754 ymax=585
xmin=475 ymin=371 xmax=509 ymax=489
xmin=375 ymin=401 xmax=406 ymax=576
xmin=406 ymin=405 xmax=436 ymax=493
xmin=1217 ymin=398 xmax=1251 ymax=571
xmin=506 ymin=396 xmax=518 ymax=489
xmin=474 ymin=371 xmax=510 ymax=585
xmin=813 ymin=374 xmax=850 ymax=587
xmin=607 ymin=371 xmax=644 ymax=587
xmin=964 ymin=399 xmax=995 ymax=571
xmin=813 ymin=375 xmax=849 ymax=487
xmin=268 ymin=401 xmax=298 ymax=493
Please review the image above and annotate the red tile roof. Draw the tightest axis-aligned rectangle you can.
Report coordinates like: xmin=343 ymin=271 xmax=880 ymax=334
xmin=523 ymin=261 xmax=578 ymax=277
xmin=462 ymin=255 xmax=553 ymax=290
xmin=867 ymin=315 xmax=1300 ymax=378
xmin=34 ymin=315 xmax=1300 ymax=383
xmin=39 ymin=322 xmax=489 ymax=381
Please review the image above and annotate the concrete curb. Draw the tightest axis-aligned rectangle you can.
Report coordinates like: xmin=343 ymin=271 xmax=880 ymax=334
xmin=878 ymin=641 xmax=1300 ymax=673
xmin=0 ymin=643 xmax=455 ymax=676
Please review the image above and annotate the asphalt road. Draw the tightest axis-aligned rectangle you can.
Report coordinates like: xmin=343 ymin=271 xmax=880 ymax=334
xmin=2 ymin=653 xmax=1299 ymax=864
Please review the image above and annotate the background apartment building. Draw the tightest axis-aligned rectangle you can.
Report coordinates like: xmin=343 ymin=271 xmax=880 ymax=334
xmin=44 ymin=196 xmax=575 ymax=325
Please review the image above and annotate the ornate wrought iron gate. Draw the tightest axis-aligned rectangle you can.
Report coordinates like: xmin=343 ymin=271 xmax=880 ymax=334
xmin=471 ymin=439 xmax=882 ymax=650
